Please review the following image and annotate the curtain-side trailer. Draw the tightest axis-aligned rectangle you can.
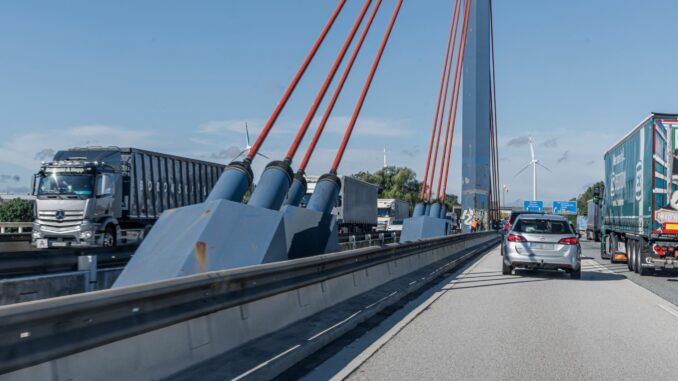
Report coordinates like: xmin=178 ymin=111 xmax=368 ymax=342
xmin=602 ymin=113 xmax=678 ymax=275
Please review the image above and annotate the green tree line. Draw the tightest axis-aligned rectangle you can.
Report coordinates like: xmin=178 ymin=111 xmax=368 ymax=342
xmin=352 ymin=166 xmax=459 ymax=213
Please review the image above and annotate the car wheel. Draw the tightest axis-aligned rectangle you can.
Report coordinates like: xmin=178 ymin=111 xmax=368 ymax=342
xmin=570 ymin=266 xmax=581 ymax=279
xmin=102 ymin=226 xmax=116 ymax=248
xmin=502 ymin=260 xmax=512 ymax=275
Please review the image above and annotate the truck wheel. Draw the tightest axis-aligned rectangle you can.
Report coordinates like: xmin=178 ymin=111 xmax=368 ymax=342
xmin=102 ymin=226 xmax=117 ymax=248
xmin=637 ymin=243 xmax=653 ymax=276
xmin=601 ymin=235 xmax=611 ymax=260
xmin=570 ymin=266 xmax=581 ymax=279
xmin=502 ymin=260 xmax=512 ymax=275
xmin=628 ymin=239 xmax=636 ymax=272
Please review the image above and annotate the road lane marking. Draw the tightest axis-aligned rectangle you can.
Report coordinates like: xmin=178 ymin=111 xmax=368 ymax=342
xmin=308 ymin=311 xmax=362 ymax=341
xmin=657 ymin=304 xmax=678 ymax=320
xmin=231 ymin=344 xmax=301 ymax=381
xmin=365 ymin=291 xmax=399 ymax=310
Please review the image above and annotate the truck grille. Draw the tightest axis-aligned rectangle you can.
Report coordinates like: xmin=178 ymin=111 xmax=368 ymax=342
xmin=38 ymin=210 xmax=84 ymax=232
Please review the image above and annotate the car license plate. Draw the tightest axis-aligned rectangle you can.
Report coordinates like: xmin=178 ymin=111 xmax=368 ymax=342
xmin=52 ymin=242 xmax=67 ymax=247
xmin=531 ymin=243 xmax=554 ymax=250
xmin=36 ymin=239 xmax=48 ymax=249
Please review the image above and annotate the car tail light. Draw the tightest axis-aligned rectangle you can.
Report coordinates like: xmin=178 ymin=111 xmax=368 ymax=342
xmin=507 ymin=234 xmax=526 ymax=242
xmin=558 ymin=237 xmax=578 ymax=245
xmin=504 ymin=223 xmax=510 ymax=231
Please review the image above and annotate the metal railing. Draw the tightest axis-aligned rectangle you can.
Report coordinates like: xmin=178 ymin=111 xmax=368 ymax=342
xmin=0 ymin=222 xmax=32 ymax=242
xmin=0 ymin=231 xmax=497 ymax=375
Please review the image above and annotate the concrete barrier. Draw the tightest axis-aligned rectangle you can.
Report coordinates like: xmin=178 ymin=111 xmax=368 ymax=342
xmin=1 ymin=232 xmax=498 ymax=381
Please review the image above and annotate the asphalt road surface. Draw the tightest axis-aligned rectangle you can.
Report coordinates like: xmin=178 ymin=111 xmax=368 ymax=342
xmin=581 ymin=238 xmax=678 ymax=306
xmin=306 ymin=243 xmax=678 ymax=380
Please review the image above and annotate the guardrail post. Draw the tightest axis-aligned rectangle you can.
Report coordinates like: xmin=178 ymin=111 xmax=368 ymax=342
xmin=349 ymin=235 xmax=356 ymax=250
xmin=78 ymin=255 xmax=98 ymax=292
xmin=379 ymin=233 xmax=384 ymax=245
xmin=0 ymin=226 xmax=5 ymax=234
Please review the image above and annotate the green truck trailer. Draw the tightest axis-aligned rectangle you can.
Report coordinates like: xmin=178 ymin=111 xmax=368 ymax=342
xmin=602 ymin=113 xmax=678 ymax=275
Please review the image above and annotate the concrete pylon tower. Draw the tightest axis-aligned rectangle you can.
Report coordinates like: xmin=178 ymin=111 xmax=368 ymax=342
xmin=461 ymin=0 xmax=491 ymax=232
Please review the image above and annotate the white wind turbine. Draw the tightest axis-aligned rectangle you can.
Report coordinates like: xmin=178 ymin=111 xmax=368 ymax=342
xmin=515 ymin=137 xmax=550 ymax=201
xmin=233 ymin=123 xmax=269 ymax=160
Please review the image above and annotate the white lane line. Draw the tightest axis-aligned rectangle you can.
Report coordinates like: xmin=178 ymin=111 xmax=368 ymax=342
xmin=231 ymin=344 xmax=301 ymax=381
xmin=658 ymin=304 xmax=678 ymax=320
xmin=307 ymin=310 xmax=362 ymax=341
xmin=329 ymin=247 xmax=494 ymax=381
xmin=365 ymin=291 xmax=399 ymax=310
xmin=408 ymin=280 xmax=417 ymax=286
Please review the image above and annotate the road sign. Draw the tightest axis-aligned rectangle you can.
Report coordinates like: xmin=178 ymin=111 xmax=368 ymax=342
xmin=553 ymin=201 xmax=577 ymax=215
xmin=523 ymin=200 xmax=543 ymax=212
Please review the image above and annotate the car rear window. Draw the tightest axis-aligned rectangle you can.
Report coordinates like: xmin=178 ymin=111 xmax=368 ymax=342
xmin=514 ymin=219 xmax=572 ymax=234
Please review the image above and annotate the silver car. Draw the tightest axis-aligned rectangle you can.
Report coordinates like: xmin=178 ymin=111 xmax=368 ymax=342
xmin=502 ymin=214 xmax=582 ymax=279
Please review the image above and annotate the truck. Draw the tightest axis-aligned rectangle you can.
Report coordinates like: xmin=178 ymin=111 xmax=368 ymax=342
xmin=576 ymin=215 xmax=587 ymax=237
xmin=31 ymin=147 xmax=225 ymax=248
xmin=602 ymin=113 xmax=678 ymax=275
xmin=301 ymin=175 xmax=378 ymax=234
xmin=586 ymin=199 xmax=601 ymax=241
xmin=376 ymin=198 xmax=409 ymax=231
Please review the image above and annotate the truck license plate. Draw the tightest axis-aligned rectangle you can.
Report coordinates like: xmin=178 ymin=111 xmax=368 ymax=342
xmin=36 ymin=239 xmax=48 ymax=249
xmin=52 ymin=242 xmax=67 ymax=247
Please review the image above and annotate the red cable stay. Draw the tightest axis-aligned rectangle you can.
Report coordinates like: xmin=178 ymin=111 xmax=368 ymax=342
xmin=298 ymin=0 xmax=384 ymax=173
xmin=438 ymin=0 xmax=471 ymax=202
xmin=490 ymin=0 xmax=501 ymax=220
xmin=426 ymin=0 xmax=464 ymax=202
xmin=331 ymin=0 xmax=403 ymax=174
xmin=284 ymin=0 xmax=373 ymax=163
xmin=245 ymin=0 xmax=346 ymax=162
xmin=419 ymin=0 xmax=462 ymax=201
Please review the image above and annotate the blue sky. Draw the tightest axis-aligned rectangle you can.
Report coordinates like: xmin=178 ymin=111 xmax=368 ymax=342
xmin=1 ymin=0 xmax=677 ymax=205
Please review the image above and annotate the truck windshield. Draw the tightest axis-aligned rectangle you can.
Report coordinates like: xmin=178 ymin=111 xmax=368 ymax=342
xmin=378 ymin=208 xmax=392 ymax=217
xmin=37 ymin=173 xmax=94 ymax=196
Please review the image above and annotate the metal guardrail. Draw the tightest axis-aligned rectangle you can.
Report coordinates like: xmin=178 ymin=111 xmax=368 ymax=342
xmin=0 ymin=246 xmax=135 ymax=278
xmin=0 ymin=231 xmax=496 ymax=375
xmin=0 ymin=222 xmax=32 ymax=242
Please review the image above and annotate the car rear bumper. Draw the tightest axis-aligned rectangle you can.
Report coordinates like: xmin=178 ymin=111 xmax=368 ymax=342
xmin=505 ymin=251 xmax=579 ymax=271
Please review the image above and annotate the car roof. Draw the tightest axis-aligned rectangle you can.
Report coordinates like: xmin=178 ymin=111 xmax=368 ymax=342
xmin=515 ymin=214 xmax=566 ymax=221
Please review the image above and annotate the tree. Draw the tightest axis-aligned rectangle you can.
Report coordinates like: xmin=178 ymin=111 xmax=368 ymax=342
xmin=353 ymin=166 xmax=460 ymax=213
xmin=0 ymin=199 xmax=34 ymax=222
xmin=576 ymin=181 xmax=604 ymax=216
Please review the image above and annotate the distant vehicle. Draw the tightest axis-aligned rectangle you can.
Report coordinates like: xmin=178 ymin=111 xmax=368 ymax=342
xmin=586 ymin=199 xmax=601 ymax=241
xmin=301 ymin=175 xmax=378 ymax=235
xmin=602 ymin=113 xmax=678 ymax=276
xmin=576 ymin=215 xmax=587 ymax=237
xmin=376 ymin=198 xmax=409 ymax=231
xmin=504 ymin=210 xmax=545 ymax=232
xmin=502 ymin=214 xmax=581 ymax=279
xmin=31 ymin=147 xmax=225 ymax=248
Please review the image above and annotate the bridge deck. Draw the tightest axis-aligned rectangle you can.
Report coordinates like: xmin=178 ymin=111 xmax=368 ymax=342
xmin=321 ymin=242 xmax=678 ymax=380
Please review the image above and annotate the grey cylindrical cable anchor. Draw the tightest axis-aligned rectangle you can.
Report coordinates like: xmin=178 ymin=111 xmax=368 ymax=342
xmin=424 ymin=203 xmax=432 ymax=216
xmin=439 ymin=204 xmax=447 ymax=219
xmin=307 ymin=173 xmax=341 ymax=214
xmin=247 ymin=160 xmax=294 ymax=210
xmin=413 ymin=202 xmax=426 ymax=217
xmin=206 ymin=161 xmax=253 ymax=203
xmin=282 ymin=172 xmax=308 ymax=207
xmin=429 ymin=202 xmax=442 ymax=219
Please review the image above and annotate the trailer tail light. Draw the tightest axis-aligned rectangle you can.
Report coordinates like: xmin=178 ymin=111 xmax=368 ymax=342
xmin=558 ymin=237 xmax=578 ymax=245
xmin=507 ymin=234 xmax=526 ymax=242
xmin=653 ymin=244 xmax=667 ymax=257
xmin=663 ymin=223 xmax=678 ymax=233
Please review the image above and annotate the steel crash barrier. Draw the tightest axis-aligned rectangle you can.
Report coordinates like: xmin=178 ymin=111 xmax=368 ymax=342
xmin=0 ymin=231 xmax=498 ymax=380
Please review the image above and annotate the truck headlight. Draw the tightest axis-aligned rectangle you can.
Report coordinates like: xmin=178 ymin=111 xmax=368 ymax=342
xmin=80 ymin=231 xmax=93 ymax=239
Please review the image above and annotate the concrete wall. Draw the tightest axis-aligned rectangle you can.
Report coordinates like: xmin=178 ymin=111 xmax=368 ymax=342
xmin=0 ymin=268 xmax=122 ymax=306
xmin=4 ymin=234 xmax=497 ymax=381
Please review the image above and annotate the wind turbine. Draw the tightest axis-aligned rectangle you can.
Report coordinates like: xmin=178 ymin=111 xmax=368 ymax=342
xmin=233 ymin=123 xmax=269 ymax=160
xmin=515 ymin=137 xmax=550 ymax=201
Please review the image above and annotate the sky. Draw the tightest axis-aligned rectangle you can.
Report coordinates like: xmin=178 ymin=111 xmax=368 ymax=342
xmin=1 ymin=0 xmax=677 ymax=206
